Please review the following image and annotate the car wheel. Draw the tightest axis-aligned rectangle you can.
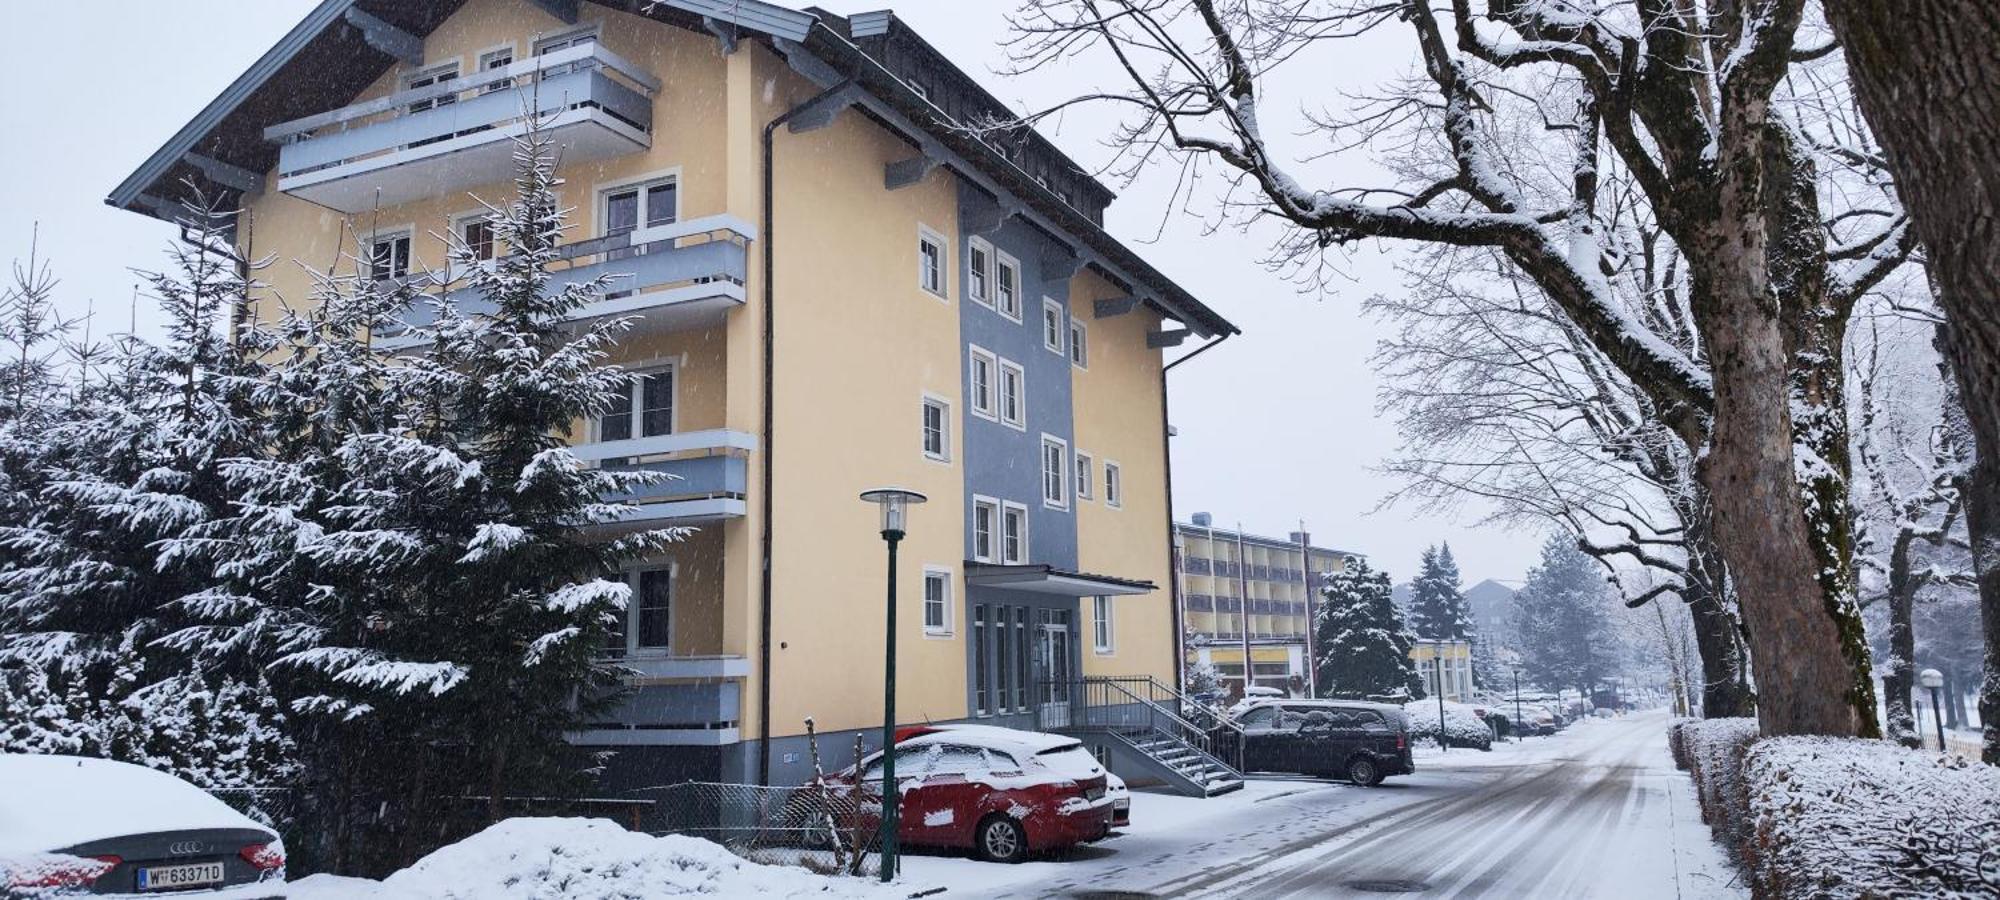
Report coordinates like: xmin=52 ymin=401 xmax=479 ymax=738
xmin=974 ymin=814 xmax=1029 ymax=863
xmin=1346 ymin=756 xmax=1382 ymax=787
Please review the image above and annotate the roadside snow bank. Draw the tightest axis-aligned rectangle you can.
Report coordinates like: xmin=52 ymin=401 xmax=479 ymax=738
xmin=288 ymin=818 xmax=883 ymax=899
xmin=1402 ymin=700 xmax=1493 ymax=750
xmin=1743 ymin=737 xmax=2000 ymax=899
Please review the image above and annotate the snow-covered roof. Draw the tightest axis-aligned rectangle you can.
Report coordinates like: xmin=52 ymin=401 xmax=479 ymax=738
xmin=0 ymin=755 xmax=273 ymax=857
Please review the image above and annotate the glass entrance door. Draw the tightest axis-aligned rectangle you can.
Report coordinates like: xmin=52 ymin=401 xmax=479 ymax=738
xmin=1035 ymin=609 xmax=1074 ymax=728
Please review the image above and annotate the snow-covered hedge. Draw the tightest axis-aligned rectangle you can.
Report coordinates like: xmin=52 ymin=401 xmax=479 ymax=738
xmin=1403 ymin=701 xmax=1493 ymax=750
xmin=1678 ymin=717 xmax=1759 ymax=853
xmin=287 ymin=817 xmax=883 ymax=899
xmin=1743 ymin=737 xmax=2000 ymax=899
xmin=1666 ymin=717 xmax=1700 ymax=771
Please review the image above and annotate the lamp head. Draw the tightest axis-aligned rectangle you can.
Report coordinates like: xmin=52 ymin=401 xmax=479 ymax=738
xmin=1918 ymin=668 xmax=1944 ymax=689
xmin=859 ymin=487 xmax=928 ymax=534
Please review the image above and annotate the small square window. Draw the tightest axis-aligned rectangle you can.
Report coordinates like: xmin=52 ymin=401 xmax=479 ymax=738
xmin=998 ymin=360 xmax=1026 ymax=430
xmin=1069 ymin=320 xmax=1088 ymax=368
xmin=922 ymin=396 xmax=951 ymax=461
xmin=1043 ymin=299 xmax=1066 ymax=355
xmin=923 ymin=568 xmax=952 ymax=634
xmin=968 ymin=346 xmax=998 ymax=420
xmin=598 ymin=366 xmax=675 ymax=443
xmin=1001 ymin=503 xmax=1028 ymax=564
xmin=1104 ymin=461 xmax=1123 ymax=508
xmin=367 ymin=232 xmax=412 ymax=281
xmin=458 ymin=217 xmax=495 ymax=262
xmin=918 ymin=227 xmax=947 ymax=297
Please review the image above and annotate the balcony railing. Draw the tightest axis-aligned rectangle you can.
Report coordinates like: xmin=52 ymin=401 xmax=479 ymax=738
xmin=575 ymin=656 xmax=746 ymax=747
xmin=267 ymin=43 xmax=659 ymax=212
xmin=574 ymin=429 xmax=756 ymax=523
xmin=376 ymin=215 xmax=755 ymax=349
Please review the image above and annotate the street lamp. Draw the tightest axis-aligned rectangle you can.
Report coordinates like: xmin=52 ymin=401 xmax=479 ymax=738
xmin=1433 ymin=648 xmax=1448 ymax=753
xmin=860 ymin=487 xmax=926 ymax=883
xmin=1919 ymin=668 xmax=1946 ymax=752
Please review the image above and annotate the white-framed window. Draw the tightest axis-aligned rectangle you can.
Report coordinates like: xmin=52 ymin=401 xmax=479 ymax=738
xmin=1075 ymin=451 xmax=1094 ymax=501
xmin=1042 ymin=298 xmax=1066 ymax=355
xmin=921 ymin=394 xmax=951 ymax=462
xmin=1001 ymin=502 xmax=1028 ymax=564
xmin=972 ymin=604 xmax=990 ymax=715
xmin=1069 ymin=320 xmax=1088 ymax=369
xmin=605 ymin=565 xmax=673 ymax=656
xmin=918 ymin=226 xmax=947 ymax=298
xmin=967 ymin=237 xmax=993 ymax=308
xmin=995 ymin=251 xmax=1022 ymax=321
xmin=1041 ymin=434 xmax=1070 ymax=510
xmin=1092 ymin=596 xmax=1114 ymax=653
xmin=967 ymin=346 xmax=998 ymax=420
xmin=403 ymin=61 xmax=461 ymax=114
xmin=366 ymin=229 xmax=412 ymax=281
xmin=453 ymin=213 xmax=496 ymax=262
xmin=971 ymin=495 xmax=1000 ymax=563
xmin=998 ymin=359 xmax=1026 ymax=430
xmin=477 ymin=46 xmax=516 ymax=93
xmin=535 ymin=24 xmax=600 ymax=56
xmin=603 ymin=176 xmax=679 ymax=244
xmin=923 ymin=567 xmax=952 ymax=635
xmin=1104 ymin=460 xmax=1123 ymax=508
xmin=597 ymin=365 xmax=675 ymax=442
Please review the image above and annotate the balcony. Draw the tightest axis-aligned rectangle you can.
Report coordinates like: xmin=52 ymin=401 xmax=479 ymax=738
xmin=574 ymin=656 xmax=747 ymax=747
xmin=266 ymin=43 xmax=659 ymax=213
xmin=375 ymin=215 xmax=754 ymax=350
xmin=573 ymin=429 xmax=756 ymax=524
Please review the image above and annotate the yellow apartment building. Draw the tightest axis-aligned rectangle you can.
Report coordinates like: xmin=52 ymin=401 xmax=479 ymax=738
xmin=110 ymin=0 xmax=1242 ymax=795
xmin=1173 ymin=514 xmax=1358 ymax=695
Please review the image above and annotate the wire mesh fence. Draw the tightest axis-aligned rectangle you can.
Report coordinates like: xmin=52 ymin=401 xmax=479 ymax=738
xmin=619 ymin=780 xmax=883 ymax=876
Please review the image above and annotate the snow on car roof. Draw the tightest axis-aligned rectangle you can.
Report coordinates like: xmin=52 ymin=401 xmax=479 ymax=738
xmin=909 ymin=723 xmax=1083 ymax=755
xmin=0 ymin=754 xmax=271 ymax=856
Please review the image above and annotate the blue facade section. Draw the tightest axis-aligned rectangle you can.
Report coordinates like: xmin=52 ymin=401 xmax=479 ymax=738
xmin=956 ymin=183 xmax=1078 ymax=570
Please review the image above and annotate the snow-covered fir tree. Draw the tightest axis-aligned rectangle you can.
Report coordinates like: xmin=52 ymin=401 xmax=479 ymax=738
xmin=1510 ymin=535 xmax=1620 ymax=697
xmin=1408 ymin=544 xmax=1473 ymax=642
xmin=1314 ymin=558 xmax=1423 ymax=701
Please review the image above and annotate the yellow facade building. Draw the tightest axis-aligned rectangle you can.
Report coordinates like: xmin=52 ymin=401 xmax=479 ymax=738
xmin=111 ymin=0 xmax=1238 ymax=792
xmin=1173 ymin=515 xmax=1357 ymax=694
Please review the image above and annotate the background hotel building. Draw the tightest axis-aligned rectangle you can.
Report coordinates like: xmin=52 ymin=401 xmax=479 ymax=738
xmin=1173 ymin=514 xmax=1358 ymax=693
xmin=111 ymin=0 xmax=1237 ymax=791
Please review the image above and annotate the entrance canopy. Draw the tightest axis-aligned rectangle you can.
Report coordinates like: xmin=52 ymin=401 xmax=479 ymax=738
xmin=963 ymin=563 xmax=1155 ymax=597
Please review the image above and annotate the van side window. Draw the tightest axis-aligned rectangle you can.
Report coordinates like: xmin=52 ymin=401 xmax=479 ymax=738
xmin=1238 ymin=706 xmax=1278 ymax=727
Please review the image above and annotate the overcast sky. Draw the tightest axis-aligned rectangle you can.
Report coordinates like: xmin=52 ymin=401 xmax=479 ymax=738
xmin=0 ymin=1 xmax=1543 ymax=586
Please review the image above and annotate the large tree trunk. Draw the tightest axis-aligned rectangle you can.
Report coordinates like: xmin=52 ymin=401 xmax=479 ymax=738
xmin=1688 ymin=256 xmax=1876 ymax=737
xmin=1679 ymin=502 xmax=1757 ymax=718
xmin=1824 ymin=0 xmax=2000 ymax=764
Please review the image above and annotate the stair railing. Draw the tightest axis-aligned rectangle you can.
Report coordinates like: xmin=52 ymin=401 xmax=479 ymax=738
xmin=1047 ymin=675 xmax=1244 ymax=773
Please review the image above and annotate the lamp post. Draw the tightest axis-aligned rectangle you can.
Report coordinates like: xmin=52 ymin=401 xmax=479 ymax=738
xmin=860 ymin=487 xmax=926 ymax=883
xmin=1919 ymin=668 xmax=1946 ymax=752
xmin=1433 ymin=647 xmax=1448 ymax=753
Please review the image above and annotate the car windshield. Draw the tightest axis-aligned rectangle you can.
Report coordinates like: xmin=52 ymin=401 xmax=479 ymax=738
xmin=1034 ymin=744 xmax=1103 ymax=781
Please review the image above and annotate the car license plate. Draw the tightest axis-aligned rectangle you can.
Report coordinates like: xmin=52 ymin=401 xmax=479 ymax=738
xmin=137 ymin=861 xmax=225 ymax=891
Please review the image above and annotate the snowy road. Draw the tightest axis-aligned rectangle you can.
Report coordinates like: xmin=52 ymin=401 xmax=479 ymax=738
xmin=902 ymin=710 xmax=1743 ymax=899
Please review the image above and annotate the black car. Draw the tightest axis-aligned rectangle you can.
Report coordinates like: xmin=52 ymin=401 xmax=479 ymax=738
xmin=1222 ymin=701 xmax=1415 ymax=786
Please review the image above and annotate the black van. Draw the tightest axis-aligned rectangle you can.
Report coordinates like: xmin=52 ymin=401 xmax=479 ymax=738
xmin=1224 ymin=700 xmax=1415 ymax=785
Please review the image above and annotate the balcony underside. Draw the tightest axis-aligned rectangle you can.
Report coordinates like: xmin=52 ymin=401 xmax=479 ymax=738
xmin=280 ymin=108 xmax=649 ymax=213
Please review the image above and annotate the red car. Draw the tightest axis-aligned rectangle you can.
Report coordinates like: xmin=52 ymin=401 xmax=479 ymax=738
xmin=833 ymin=724 xmax=1115 ymax=862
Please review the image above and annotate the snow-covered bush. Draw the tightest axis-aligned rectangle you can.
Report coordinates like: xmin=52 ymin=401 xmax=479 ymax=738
xmin=286 ymin=818 xmax=881 ymax=899
xmin=1403 ymin=700 xmax=1493 ymax=750
xmin=1679 ymin=717 xmax=1758 ymax=852
xmin=1743 ymin=737 xmax=2000 ymax=899
xmin=1667 ymin=716 xmax=1700 ymax=770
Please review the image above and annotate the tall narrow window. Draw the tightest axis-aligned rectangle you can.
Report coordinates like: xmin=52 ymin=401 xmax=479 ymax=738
xmin=923 ymin=569 xmax=951 ymax=634
xmin=967 ymin=239 xmax=992 ymax=307
xmin=368 ymin=232 xmax=411 ymax=281
xmin=973 ymin=605 xmax=990 ymax=715
xmin=1041 ymin=435 xmax=1069 ymax=510
xmin=996 ymin=253 xmax=1022 ymax=320
xmin=972 ymin=497 xmax=998 ymax=562
xmin=1001 ymin=503 xmax=1028 ymax=564
xmin=599 ymin=368 xmax=674 ymax=442
xmin=1104 ymin=461 xmax=1123 ymax=508
xmin=1093 ymin=596 xmax=1114 ymax=653
xmin=635 ymin=567 xmax=672 ymax=650
xmin=1069 ymin=320 xmax=1088 ymax=368
xmin=1075 ymin=452 xmax=1094 ymax=501
xmin=1042 ymin=298 xmax=1066 ymax=355
xmin=996 ymin=606 xmax=1013 ymax=711
xmin=998 ymin=360 xmax=1025 ymax=429
xmin=921 ymin=396 xmax=950 ymax=461
xmin=1013 ymin=607 xmax=1030 ymax=711
xmin=967 ymin=347 xmax=998 ymax=420
xmin=918 ymin=227 xmax=946 ymax=297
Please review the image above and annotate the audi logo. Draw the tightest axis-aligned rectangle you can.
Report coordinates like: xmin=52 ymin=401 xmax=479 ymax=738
xmin=168 ymin=841 xmax=209 ymax=856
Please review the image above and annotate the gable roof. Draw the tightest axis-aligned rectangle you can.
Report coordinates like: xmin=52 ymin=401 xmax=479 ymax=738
xmin=107 ymin=0 xmax=1235 ymax=338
